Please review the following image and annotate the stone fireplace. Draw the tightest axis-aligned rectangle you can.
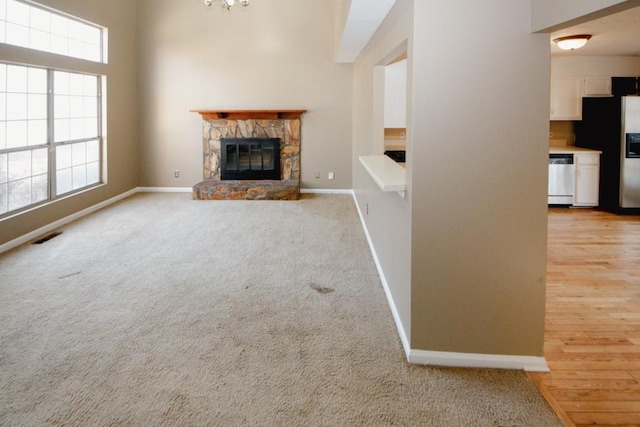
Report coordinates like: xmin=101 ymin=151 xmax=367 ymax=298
xmin=191 ymin=110 xmax=306 ymax=200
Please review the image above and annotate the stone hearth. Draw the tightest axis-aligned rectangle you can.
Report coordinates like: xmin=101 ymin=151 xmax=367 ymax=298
xmin=191 ymin=110 xmax=306 ymax=200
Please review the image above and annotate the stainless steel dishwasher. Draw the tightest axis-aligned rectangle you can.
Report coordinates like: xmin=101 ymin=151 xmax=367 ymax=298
xmin=548 ymin=154 xmax=575 ymax=205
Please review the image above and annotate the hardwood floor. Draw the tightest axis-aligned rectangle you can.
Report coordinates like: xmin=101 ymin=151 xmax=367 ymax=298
xmin=528 ymin=207 xmax=640 ymax=426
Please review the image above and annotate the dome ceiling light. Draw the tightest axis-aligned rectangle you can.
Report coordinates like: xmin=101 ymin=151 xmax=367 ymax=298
xmin=553 ymin=34 xmax=592 ymax=51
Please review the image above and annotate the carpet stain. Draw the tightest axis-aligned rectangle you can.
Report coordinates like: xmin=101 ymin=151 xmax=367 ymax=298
xmin=58 ymin=272 xmax=81 ymax=280
xmin=309 ymin=283 xmax=334 ymax=294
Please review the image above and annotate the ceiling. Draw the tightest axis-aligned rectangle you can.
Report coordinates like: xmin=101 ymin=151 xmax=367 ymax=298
xmin=550 ymin=6 xmax=640 ymax=57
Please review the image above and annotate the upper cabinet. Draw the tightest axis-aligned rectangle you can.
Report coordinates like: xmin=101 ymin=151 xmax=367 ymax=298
xmin=584 ymin=76 xmax=612 ymax=96
xmin=384 ymin=59 xmax=407 ymax=128
xmin=550 ymin=76 xmax=583 ymax=120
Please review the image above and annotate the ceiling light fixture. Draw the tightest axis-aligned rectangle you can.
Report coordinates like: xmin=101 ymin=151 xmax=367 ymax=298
xmin=203 ymin=0 xmax=250 ymax=10
xmin=553 ymin=34 xmax=592 ymax=51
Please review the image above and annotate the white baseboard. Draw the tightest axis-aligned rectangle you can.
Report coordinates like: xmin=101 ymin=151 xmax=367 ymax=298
xmin=0 ymin=188 xmax=138 ymax=254
xmin=138 ymin=187 xmax=193 ymax=193
xmin=350 ymin=192 xmax=549 ymax=372
xmin=351 ymin=192 xmax=412 ymax=360
xmin=301 ymin=188 xmax=354 ymax=195
xmin=409 ymin=350 xmax=550 ymax=372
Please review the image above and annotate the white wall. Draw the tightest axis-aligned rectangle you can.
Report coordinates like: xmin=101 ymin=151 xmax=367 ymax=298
xmin=136 ymin=0 xmax=353 ymax=190
xmin=409 ymin=0 xmax=550 ymax=356
xmin=552 ymin=56 xmax=640 ymax=77
xmin=531 ymin=0 xmax=636 ymax=31
xmin=352 ymin=0 xmax=413 ymax=348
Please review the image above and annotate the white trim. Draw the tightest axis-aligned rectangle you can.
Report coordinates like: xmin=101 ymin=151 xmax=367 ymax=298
xmin=300 ymin=188 xmax=354 ymax=195
xmin=138 ymin=187 xmax=192 ymax=193
xmin=351 ymin=191 xmax=411 ymax=360
xmin=409 ymin=349 xmax=550 ymax=372
xmin=350 ymin=192 xmax=550 ymax=372
xmin=0 ymin=188 xmax=138 ymax=254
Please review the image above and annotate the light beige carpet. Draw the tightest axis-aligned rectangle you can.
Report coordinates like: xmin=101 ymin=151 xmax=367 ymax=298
xmin=0 ymin=193 xmax=561 ymax=426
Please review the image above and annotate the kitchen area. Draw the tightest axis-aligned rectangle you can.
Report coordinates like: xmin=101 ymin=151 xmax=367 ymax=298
xmin=549 ymin=56 xmax=640 ymax=213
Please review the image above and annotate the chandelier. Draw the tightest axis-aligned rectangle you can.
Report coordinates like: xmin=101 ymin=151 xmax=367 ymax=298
xmin=203 ymin=0 xmax=250 ymax=9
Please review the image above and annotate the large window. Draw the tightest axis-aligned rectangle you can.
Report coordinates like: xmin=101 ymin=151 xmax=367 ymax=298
xmin=0 ymin=0 xmax=104 ymax=63
xmin=0 ymin=1 xmax=105 ymax=217
xmin=0 ymin=64 xmax=102 ymax=216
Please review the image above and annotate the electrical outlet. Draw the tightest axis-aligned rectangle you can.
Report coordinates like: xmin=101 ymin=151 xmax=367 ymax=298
xmin=328 ymin=172 xmax=334 ymax=180
xmin=315 ymin=172 xmax=320 ymax=179
xmin=174 ymin=170 xmax=179 ymax=178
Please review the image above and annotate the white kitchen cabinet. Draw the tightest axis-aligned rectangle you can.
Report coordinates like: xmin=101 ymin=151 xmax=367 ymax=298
xmin=550 ymin=77 xmax=583 ymax=120
xmin=583 ymin=76 xmax=611 ymax=96
xmin=384 ymin=59 xmax=407 ymax=128
xmin=574 ymin=153 xmax=600 ymax=207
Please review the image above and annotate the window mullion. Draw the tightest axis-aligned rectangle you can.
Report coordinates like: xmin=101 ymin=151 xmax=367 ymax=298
xmin=47 ymin=69 xmax=55 ymax=200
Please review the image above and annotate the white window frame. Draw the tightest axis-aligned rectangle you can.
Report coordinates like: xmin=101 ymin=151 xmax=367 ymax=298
xmin=0 ymin=0 xmax=106 ymax=64
xmin=0 ymin=1 xmax=107 ymax=218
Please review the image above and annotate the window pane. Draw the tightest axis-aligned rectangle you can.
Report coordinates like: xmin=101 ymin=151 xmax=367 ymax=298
xmin=8 ymin=150 xmax=30 ymax=180
xmin=56 ymin=168 xmax=71 ymax=195
xmin=55 ymin=95 xmax=70 ymax=118
xmin=32 ymin=172 xmax=47 ymax=202
xmin=7 ymin=93 xmax=27 ymax=120
xmin=6 ymin=0 xmax=29 ymax=26
xmin=69 ymin=96 xmax=83 ymax=117
xmin=54 ymin=118 xmax=69 ymax=142
xmin=30 ymin=7 xmax=51 ymax=32
xmin=7 ymin=65 xmax=27 ymax=92
xmin=86 ymin=161 xmax=99 ymax=184
xmin=29 ymin=28 xmax=50 ymax=52
xmin=8 ymin=177 xmax=31 ymax=211
xmin=54 ymin=71 xmax=70 ymax=95
xmin=83 ymin=97 xmax=97 ymax=117
xmin=86 ymin=139 xmax=99 ymax=162
xmin=0 ymin=153 xmax=7 ymax=184
xmin=50 ymin=34 xmax=69 ymax=56
xmin=28 ymin=68 xmax=47 ymax=94
xmin=83 ymin=118 xmax=97 ymax=138
xmin=0 ymin=64 xmax=7 ymax=92
xmin=0 ymin=122 xmax=5 ymax=150
xmin=69 ymin=73 xmax=83 ymax=96
xmin=71 ymin=141 xmax=85 ymax=166
xmin=56 ymin=144 xmax=71 ymax=170
xmin=72 ymin=164 xmax=85 ymax=189
xmin=50 ymin=14 xmax=69 ymax=37
xmin=32 ymin=148 xmax=47 ymax=175
xmin=69 ymin=118 xmax=83 ymax=140
xmin=6 ymin=120 xmax=27 ymax=149
xmin=28 ymin=94 xmax=47 ymax=119
xmin=0 ymin=21 xmax=5 ymax=44
xmin=6 ymin=22 xmax=29 ymax=47
xmin=0 ymin=183 xmax=7 ymax=214
xmin=0 ymin=94 xmax=6 ymax=121
xmin=27 ymin=119 xmax=47 ymax=146
xmin=83 ymin=75 xmax=97 ymax=96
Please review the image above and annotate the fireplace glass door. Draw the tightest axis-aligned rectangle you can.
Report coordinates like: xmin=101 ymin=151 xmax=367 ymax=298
xmin=221 ymin=138 xmax=281 ymax=180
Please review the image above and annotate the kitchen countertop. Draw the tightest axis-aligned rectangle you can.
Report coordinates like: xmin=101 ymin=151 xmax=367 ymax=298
xmin=549 ymin=146 xmax=602 ymax=154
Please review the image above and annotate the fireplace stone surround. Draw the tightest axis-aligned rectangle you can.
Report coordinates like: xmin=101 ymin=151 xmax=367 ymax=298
xmin=191 ymin=110 xmax=306 ymax=200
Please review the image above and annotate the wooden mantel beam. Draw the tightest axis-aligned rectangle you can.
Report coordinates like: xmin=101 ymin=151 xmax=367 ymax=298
xmin=190 ymin=110 xmax=307 ymax=120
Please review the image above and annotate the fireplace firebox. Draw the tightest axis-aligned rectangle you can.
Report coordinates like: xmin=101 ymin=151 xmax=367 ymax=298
xmin=221 ymin=138 xmax=281 ymax=180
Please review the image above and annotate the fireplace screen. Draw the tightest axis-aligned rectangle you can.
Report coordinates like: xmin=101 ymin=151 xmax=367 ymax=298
xmin=221 ymin=138 xmax=281 ymax=180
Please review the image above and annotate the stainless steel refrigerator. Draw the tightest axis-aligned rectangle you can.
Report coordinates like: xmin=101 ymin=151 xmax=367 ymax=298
xmin=575 ymin=95 xmax=640 ymax=213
